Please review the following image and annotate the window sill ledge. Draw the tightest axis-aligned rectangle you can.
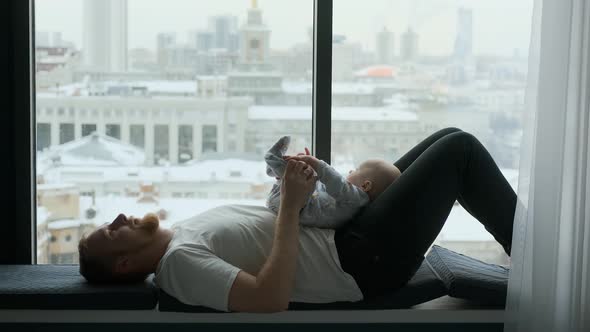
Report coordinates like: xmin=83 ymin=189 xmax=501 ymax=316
xmin=0 ymin=296 xmax=504 ymax=323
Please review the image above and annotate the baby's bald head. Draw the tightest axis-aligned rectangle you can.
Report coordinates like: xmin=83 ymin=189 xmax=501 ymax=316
xmin=346 ymin=159 xmax=401 ymax=201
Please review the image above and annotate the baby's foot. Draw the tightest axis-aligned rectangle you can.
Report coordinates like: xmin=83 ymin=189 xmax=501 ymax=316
xmin=268 ymin=136 xmax=291 ymax=157
xmin=265 ymin=136 xmax=291 ymax=178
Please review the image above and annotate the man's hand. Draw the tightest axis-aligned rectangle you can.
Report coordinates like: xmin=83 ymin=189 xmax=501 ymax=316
xmin=280 ymin=159 xmax=317 ymax=212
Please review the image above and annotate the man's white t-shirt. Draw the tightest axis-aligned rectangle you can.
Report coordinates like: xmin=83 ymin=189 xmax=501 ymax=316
xmin=154 ymin=204 xmax=363 ymax=312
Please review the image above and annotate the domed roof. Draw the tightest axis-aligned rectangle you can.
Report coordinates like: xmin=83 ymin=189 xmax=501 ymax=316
xmin=39 ymin=132 xmax=146 ymax=167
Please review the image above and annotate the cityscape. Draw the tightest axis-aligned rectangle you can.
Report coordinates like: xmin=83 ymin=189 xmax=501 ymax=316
xmin=35 ymin=0 xmax=529 ymax=266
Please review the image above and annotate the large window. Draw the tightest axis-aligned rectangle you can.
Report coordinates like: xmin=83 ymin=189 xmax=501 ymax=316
xmin=154 ymin=124 xmax=170 ymax=164
xmin=33 ymin=0 xmax=532 ymax=266
xmin=37 ymin=123 xmax=51 ymax=151
xmin=59 ymin=123 xmax=74 ymax=144
xmin=178 ymin=125 xmax=193 ymax=163
xmin=202 ymin=125 xmax=218 ymax=153
xmin=129 ymin=124 xmax=145 ymax=148
xmin=331 ymin=0 xmax=532 ymax=265
xmin=106 ymin=124 xmax=121 ymax=139
xmin=81 ymin=123 xmax=97 ymax=137
xmin=34 ymin=0 xmax=314 ymax=264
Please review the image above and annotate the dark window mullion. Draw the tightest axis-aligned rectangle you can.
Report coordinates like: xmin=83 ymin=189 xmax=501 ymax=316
xmin=312 ymin=0 xmax=333 ymax=164
xmin=4 ymin=0 xmax=35 ymax=264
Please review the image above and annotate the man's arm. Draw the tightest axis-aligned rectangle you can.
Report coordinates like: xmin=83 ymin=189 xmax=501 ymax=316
xmin=228 ymin=207 xmax=300 ymax=312
xmin=228 ymin=160 xmax=315 ymax=313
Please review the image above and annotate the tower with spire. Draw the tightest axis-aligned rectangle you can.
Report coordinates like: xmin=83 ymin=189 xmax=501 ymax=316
xmin=239 ymin=0 xmax=270 ymax=64
xmin=227 ymin=0 xmax=283 ymax=104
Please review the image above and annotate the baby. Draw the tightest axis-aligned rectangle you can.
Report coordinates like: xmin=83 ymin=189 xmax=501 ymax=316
xmin=265 ymin=136 xmax=402 ymax=228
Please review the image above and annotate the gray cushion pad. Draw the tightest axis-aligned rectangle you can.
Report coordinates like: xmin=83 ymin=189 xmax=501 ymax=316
xmin=0 ymin=265 xmax=157 ymax=309
xmin=426 ymin=245 xmax=509 ymax=306
xmin=158 ymin=258 xmax=447 ymax=312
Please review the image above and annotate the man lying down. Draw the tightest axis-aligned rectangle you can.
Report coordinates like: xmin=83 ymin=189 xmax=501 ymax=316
xmin=78 ymin=145 xmax=402 ymax=313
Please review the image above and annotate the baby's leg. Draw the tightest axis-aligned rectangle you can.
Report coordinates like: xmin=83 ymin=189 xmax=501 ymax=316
xmin=266 ymin=182 xmax=282 ymax=214
xmin=298 ymin=185 xmax=343 ymax=229
xmin=265 ymin=136 xmax=291 ymax=178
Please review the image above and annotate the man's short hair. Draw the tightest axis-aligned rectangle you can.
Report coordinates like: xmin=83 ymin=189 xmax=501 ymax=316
xmin=78 ymin=234 xmax=150 ymax=284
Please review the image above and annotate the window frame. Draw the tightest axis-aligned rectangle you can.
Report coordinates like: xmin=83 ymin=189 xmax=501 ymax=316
xmin=4 ymin=0 xmax=35 ymax=264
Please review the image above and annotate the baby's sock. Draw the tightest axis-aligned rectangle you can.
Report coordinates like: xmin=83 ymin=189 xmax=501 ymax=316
xmin=265 ymin=136 xmax=291 ymax=178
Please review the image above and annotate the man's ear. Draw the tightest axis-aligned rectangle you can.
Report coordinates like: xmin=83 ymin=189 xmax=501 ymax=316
xmin=361 ymin=180 xmax=373 ymax=192
xmin=114 ymin=256 xmax=130 ymax=274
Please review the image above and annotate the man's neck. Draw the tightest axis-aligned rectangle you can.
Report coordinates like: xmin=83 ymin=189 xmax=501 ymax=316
xmin=146 ymin=228 xmax=175 ymax=273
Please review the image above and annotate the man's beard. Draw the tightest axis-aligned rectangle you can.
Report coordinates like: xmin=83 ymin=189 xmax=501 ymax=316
xmin=136 ymin=213 xmax=159 ymax=234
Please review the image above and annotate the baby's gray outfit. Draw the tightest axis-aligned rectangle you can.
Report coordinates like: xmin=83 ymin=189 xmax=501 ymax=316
xmin=265 ymin=136 xmax=369 ymax=228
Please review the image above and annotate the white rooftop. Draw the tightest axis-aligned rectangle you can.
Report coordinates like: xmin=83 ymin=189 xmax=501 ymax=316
xmin=37 ymin=132 xmax=146 ymax=173
xmin=248 ymin=105 xmax=418 ymax=122
xmin=40 ymin=158 xmax=274 ymax=185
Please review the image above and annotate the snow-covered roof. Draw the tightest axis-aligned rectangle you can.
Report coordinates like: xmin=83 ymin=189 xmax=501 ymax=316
xmin=248 ymin=106 xmax=418 ymax=122
xmin=37 ymin=133 xmax=146 ymax=171
xmin=39 ymin=80 xmax=197 ymax=97
xmin=40 ymin=158 xmax=274 ymax=185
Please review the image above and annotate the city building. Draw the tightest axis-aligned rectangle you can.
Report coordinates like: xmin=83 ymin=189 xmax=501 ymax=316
xmin=36 ymin=94 xmax=252 ymax=165
xmin=376 ymin=27 xmax=395 ymax=64
xmin=227 ymin=1 xmax=283 ymax=104
xmin=332 ymin=39 xmax=368 ymax=82
xmin=36 ymin=182 xmax=95 ymax=264
xmin=193 ymin=30 xmax=214 ymax=52
xmin=453 ymin=8 xmax=474 ymax=61
xmin=35 ymin=45 xmax=80 ymax=91
xmin=209 ymin=15 xmax=239 ymax=52
xmin=401 ymin=27 xmax=419 ymax=62
xmin=83 ymin=0 xmax=128 ymax=72
xmin=156 ymin=32 xmax=176 ymax=69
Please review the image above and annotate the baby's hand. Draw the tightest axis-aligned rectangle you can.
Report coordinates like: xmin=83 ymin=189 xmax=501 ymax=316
xmin=285 ymin=148 xmax=320 ymax=172
xmin=283 ymin=147 xmax=311 ymax=160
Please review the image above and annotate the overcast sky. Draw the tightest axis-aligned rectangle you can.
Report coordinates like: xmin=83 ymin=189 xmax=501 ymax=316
xmin=35 ymin=0 xmax=533 ymax=56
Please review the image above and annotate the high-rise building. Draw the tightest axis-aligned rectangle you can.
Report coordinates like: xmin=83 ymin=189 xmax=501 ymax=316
xmin=209 ymin=15 xmax=239 ymax=52
xmin=401 ymin=27 xmax=419 ymax=61
xmin=157 ymin=32 xmax=176 ymax=68
xmin=453 ymin=8 xmax=473 ymax=60
xmin=376 ymin=27 xmax=395 ymax=64
xmin=83 ymin=0 xmax=128 ymax=72
xmin=194 ymin=31 xmax=214 ymax=52
xmin=333 ymin=39 xmax=364 ymax=81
